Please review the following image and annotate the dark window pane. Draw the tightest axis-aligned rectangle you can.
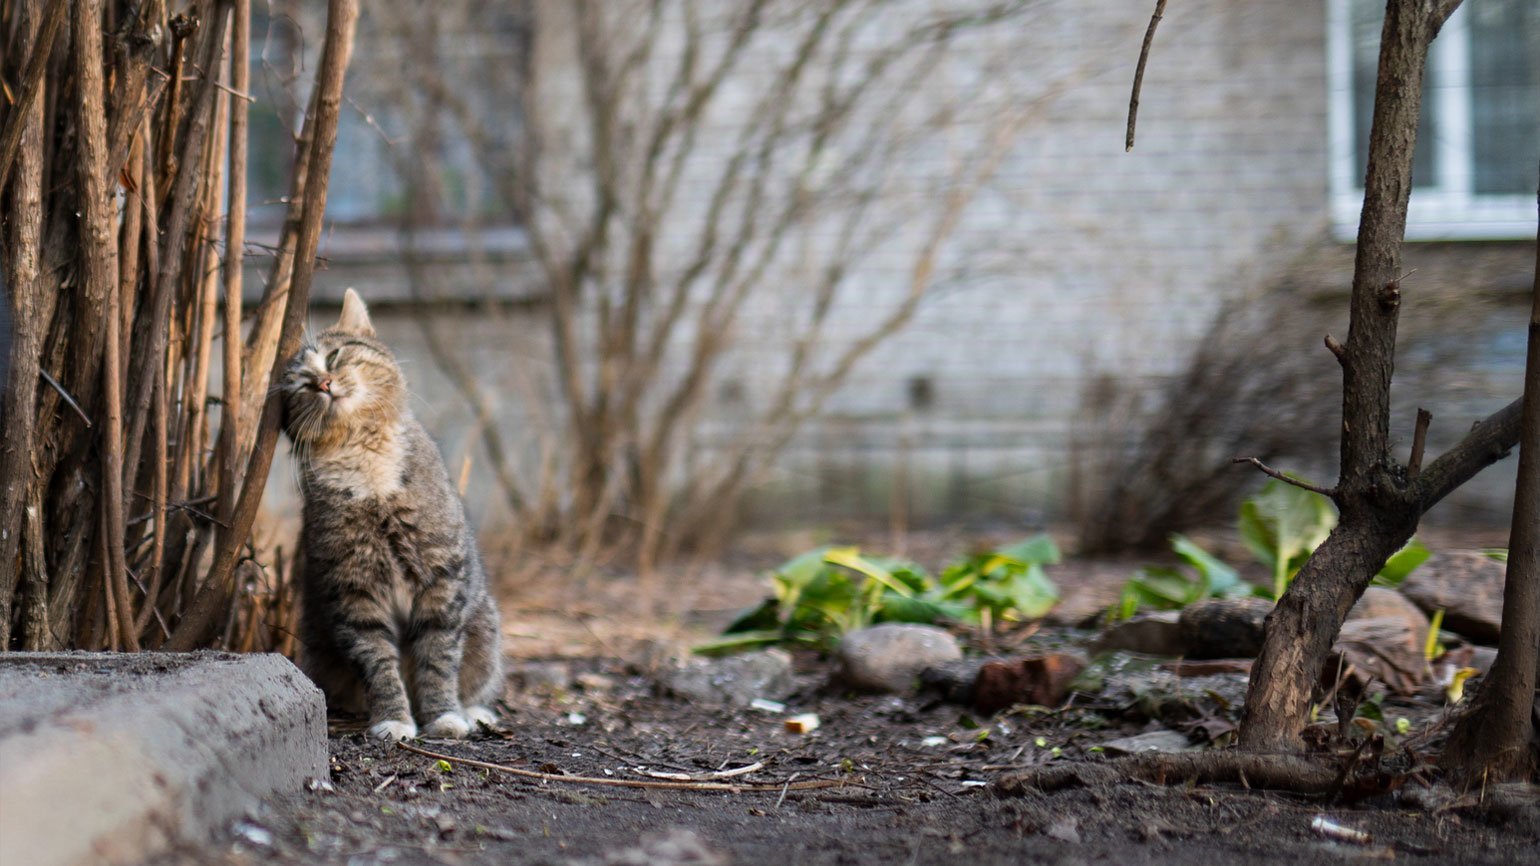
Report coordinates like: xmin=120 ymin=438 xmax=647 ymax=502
xmin=1470 ymin=0 xmax=1540 ymax=195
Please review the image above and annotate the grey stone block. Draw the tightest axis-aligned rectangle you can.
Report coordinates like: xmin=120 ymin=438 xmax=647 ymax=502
xmin=0 ymin=651 xmax=327 ymax=866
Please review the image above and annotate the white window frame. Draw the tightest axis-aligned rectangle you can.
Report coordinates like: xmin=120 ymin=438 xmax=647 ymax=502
xmin=1327 ymin=0 xmax=1537 ymax=241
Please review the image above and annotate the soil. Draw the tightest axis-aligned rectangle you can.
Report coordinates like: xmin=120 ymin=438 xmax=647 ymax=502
xmin=149 ymin=531 xmax=1538 ymax=865
xmin=146 ymin=647 xmax=1539 ymax=865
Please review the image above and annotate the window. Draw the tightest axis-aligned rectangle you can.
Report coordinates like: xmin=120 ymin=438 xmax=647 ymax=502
xmin=245 ymin=2 xmax=527 ymax=234
xmin=1328 ymin=0 xmax=1539 ymax=240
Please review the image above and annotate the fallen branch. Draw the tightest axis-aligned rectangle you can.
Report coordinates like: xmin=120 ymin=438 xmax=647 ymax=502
xmin=398 ymin=742 xmax=858 ymax=794
xmin=993 ymin=752 xmax=1339 ymax=797
xmin=1231 ymin=457 xmax=1337 ymax=498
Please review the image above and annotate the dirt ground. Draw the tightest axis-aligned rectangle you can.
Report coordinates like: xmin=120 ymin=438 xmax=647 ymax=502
xmin=150 ymin=530 xmax=1538 ymax=865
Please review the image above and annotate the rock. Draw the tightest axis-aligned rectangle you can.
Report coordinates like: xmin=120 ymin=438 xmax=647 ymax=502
xmin=1085 ymin=651 xmax=1250 ymax=723
xmin=1348 ymin=586 xmax=1430 ymax=633
xmin=1043 ymin=816 xmax=1081 ymax=844
xmin=519 ymin=660 xmax=574 ymax=691
xmin=1334 ymin=616 xmax=1425 ymax=695
xmin=1098 ymin=729 xmax=1196 ymax=756
xmin=973 ymin=653 xmax=1088 ymax=714
xmin=1400 ymin=551 xmax=1506 ymax=644
xmin=836 ymin=624 xmax=962 ymax=693
xmin=660 ymin=649 xmax=795 ymax=707
xmin=1093 ymin=611 xmax=1184 ymax=656
xmin=918 ymin=658 xmax=990 ymax=705
xmin=1178 ymin=597 xmax=1273 ymax=659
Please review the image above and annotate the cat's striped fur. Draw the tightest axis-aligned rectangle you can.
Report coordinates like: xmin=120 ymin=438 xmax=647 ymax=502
xmin=282 ymin=289 xmax=502 ymax=740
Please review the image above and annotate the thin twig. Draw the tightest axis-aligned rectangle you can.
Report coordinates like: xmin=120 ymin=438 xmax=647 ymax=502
xmin=1125 ymin=0 xmax=1168 ymax=152
xmin=1407 ymin=408 xmax=1432 ymax=481
xmin=1232 ymin=457 xmax=1337 ymax=498
xmin=39 ymin=369 xmax=91 ymax=427
xmin=396 ymin=743 xmax=858 ymax=794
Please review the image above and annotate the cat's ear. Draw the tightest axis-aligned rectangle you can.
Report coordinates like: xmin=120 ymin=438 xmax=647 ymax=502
xmin=336 ymin=288 xmax=376 ymax=337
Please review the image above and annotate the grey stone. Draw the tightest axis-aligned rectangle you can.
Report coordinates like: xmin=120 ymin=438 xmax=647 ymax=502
xmin=520 ymin=660 xmax=574 ymax=691
xmin=1098 ymin=729 xmax=1196 ymax=756
xmin=1092 ymin=611 xmax=1184 ymax=656
xmin=1400 ymin=551 xmax=1507 ymax=644
xmin=660 ymin=649 xmax=794 ymax=706
xmin=1178 ymin=597 xmax=1273 ymax=659
xmin=1348 ymin=586 xmax=1430 ymax=635
xmin=1088 ymin=651 xmax=1250 ymax=722
xmin=0 ymin=651 xmax=327 ymax=866
xmin=837 ymin=624 xmax=963 ymax=693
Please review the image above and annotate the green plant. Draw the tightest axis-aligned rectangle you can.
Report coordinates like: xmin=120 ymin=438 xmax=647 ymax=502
xmin=1239 ymin=479 xmax=1338 ymax=599
xmin=1115 ymin=534 xmax=1250 ymax=620
xmin=1114 ymin=481 xmax=1432 ymax=620
xmin=701 ymin=536 xmax=1062 ymax=654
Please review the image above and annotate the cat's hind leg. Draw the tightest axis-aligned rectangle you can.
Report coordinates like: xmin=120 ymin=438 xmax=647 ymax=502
xmin=458 ymin=594 xmax=504 ymax=729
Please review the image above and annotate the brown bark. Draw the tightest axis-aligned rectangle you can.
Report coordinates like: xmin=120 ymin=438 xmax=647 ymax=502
xmin=216 ymin=0 xmax=249 ymax=546
xmin=167 ymin=0 xmax=359 ymax=650
xmin=1239 ymin=0 xmax=1524 ymax=752
xmin=1440 ymin=179 xmax=1540 ymax=784
xmin=73 ymin=0 xmax=138 ymax=650
xmin=0 ymin=0 xmax=56 ymax=648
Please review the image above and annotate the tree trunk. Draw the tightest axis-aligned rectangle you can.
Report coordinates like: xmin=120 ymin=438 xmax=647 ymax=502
xmin=1440 ymin=178 xmax=1540 ymax=784
xmin=1238 ymin=0 xmax=1525 ymax=751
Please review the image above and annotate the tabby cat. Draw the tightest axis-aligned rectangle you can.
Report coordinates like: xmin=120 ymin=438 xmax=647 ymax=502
xmin=282 ymin=289 xmax=502 ymax=740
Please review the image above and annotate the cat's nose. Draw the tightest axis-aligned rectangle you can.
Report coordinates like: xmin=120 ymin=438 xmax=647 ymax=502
xmin=317 ymin=376 xmax=332 ymax=393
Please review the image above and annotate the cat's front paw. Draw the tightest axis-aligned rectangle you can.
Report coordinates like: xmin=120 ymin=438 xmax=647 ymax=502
xmin=422 ymin=711 xmax=471 ymax=739
xmin=464 ymin=705 xmax=498 ymax=730
xmin=369 ymin=719 xmax=418 ymax=741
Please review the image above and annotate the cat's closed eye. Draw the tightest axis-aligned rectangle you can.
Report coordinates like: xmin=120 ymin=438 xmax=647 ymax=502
xmin=325 ymin=348 xmax=341 ymax=368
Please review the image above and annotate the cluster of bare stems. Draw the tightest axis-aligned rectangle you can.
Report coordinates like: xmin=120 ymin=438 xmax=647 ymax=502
xmin=0 ymin=0 xmax=360 ymax=652
xmin=347 ymin=0 xmax=1101 ymax=577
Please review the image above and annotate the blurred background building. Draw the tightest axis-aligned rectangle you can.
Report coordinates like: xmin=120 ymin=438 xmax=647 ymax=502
xmin=244 ymin=0 xmax=1536 ymax=551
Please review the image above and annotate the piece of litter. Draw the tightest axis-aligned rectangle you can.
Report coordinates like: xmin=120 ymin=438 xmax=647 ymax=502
xmin=750 ymin=698 xmax=787 ymax=713
xmin=921 ymin=736 xmax=948 ymax=748
xmin=784 ymin=713 xmax=820 ymax=734
xmin=566 ymin=713 xmax=587 ymax=726
xmin=960 ymin=780 xmax=988 ymax=788
xmin=233 ymin=822 xmax=273 ymax=848
xmin=1311 ymin=815 xmax=1371 ymax=844
xmin=305 ymin=777 xmax=335 ymax=793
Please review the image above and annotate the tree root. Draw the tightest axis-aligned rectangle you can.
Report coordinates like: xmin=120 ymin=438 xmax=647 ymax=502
xmin=993 ymin=752 xmax=1340 ymax=797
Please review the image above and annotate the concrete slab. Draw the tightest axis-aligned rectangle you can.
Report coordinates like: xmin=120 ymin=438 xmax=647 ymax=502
xmin=0 ymin=651 xmax=327 ymax=866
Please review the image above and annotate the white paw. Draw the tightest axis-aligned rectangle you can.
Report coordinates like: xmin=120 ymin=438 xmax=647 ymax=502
xmin=421 ymin=711 xmax=471 ymax=739
xmin=464 ymin=705 xmax=498 ymax=729
xmin=369 ymin=719 xmax=417 ymax=741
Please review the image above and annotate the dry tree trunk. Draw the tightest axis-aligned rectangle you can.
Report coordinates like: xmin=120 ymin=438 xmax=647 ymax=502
xmin=0 ymin=0 xmax=358 ymax=653
xmin=1237 ymin=0 xmax=1523 ymax=752
xmin=1440 ymin=180 xmax=1540 ymax=785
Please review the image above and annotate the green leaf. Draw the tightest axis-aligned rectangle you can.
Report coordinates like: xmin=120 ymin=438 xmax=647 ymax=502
xmin=1482 ymin=548 xmax=1508 ymax=563
xmin=692 ymin=630 xmax=786 ymax=656
xmin=824 ymin=547 xmax=915 ymax=598
xmin=1000 ymin=563 xmax=1060 ymax=620
xmin=877 ymin=593 xmax=971 ymax=625
xmin=1170 ymin=535 xmax=1241 ymax=596
xmin=1373 ymin=538 xmax=1430 ymax=586
xmin=723 ymin=597 xmax=782 ymax=634
xmin=996 ymin=535 xmax=1062 ymax=567
xmin=1237 ymin=479 xmax=1336 ymax=597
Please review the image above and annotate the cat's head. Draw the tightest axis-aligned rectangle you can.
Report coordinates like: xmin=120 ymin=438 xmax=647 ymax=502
xmin=281 ymin=289 xmax=406 ymax=448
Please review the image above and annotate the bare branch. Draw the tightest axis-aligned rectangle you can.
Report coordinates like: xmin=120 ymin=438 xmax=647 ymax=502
xmin=1126 ymin=0 xmax=1168 ymax=152
xmin=1231 ymin=457 xmax=1338 ymax=498
xmin=0 ymin=0 xmax=66 ymax=192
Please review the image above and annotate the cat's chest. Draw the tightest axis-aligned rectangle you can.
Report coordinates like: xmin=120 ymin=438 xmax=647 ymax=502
xmin=308 ymin=428 xmax=408 ymax=500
